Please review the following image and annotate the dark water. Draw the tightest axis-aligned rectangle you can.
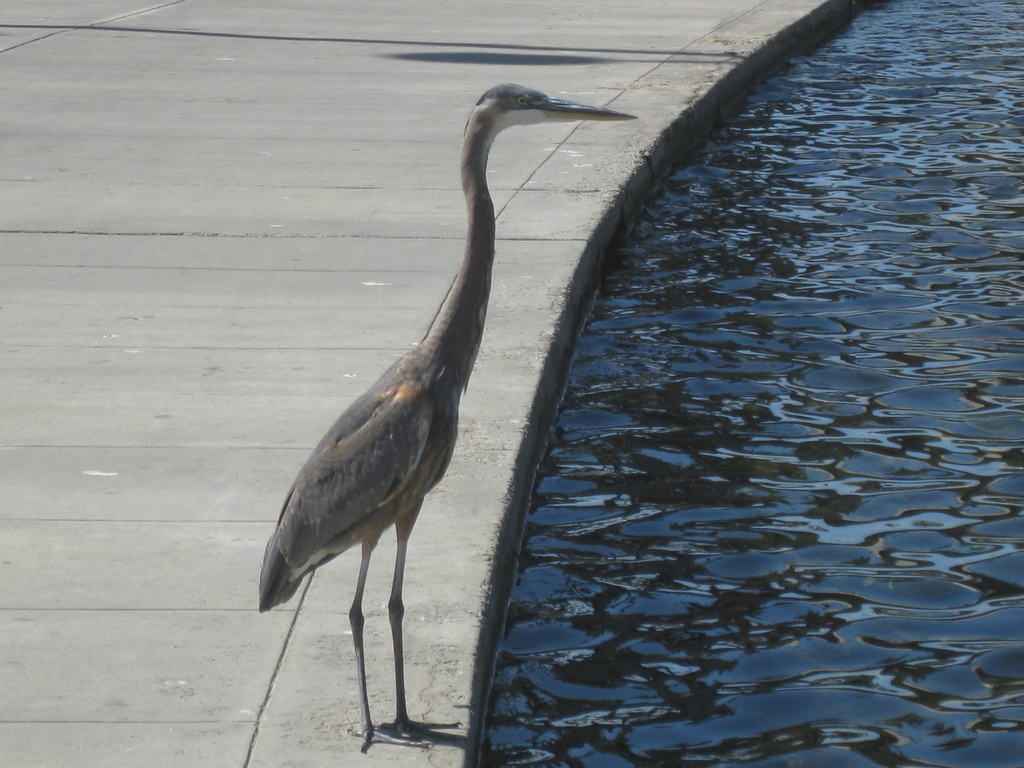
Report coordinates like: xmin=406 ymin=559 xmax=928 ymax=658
xmin=482 ymin=0 xmax=1024 ymax=765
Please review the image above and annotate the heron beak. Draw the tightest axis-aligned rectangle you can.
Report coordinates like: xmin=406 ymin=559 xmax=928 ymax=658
xmin=539 ymin=95 xmax=636 ymax=122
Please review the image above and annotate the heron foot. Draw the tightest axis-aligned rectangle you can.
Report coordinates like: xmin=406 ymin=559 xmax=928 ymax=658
xmin=359 ymin=722 xmax=429 ymax=753
xmin=360 ymin=718 xmax=463 ymax=752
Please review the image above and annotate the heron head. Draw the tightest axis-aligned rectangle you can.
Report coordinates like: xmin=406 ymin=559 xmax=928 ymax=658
xmin=473 ymin=84 xmax=636 ymax=131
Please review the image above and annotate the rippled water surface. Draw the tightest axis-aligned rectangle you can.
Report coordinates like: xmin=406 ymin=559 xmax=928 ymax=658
xmin=482 ymin=0 xmax=1024 ymax=765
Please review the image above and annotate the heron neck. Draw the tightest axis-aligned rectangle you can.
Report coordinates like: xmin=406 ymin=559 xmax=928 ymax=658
xmin=421 ymin=110 xmax=497 ymax=390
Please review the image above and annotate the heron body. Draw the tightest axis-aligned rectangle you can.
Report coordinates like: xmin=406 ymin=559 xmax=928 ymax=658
xmin=259 ymin=84 xmax=634 ymax=751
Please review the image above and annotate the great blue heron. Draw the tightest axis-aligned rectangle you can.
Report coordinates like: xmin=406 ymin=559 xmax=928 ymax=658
xmin=259 ymin=83 xmax=635 ymax=751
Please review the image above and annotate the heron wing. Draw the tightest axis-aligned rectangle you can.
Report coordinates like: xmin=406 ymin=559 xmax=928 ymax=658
xmin=275 ymin=381 xmax=433 ymax=570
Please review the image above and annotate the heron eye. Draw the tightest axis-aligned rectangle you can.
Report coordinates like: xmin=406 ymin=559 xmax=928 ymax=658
xmin=516 ymin=95 xmax=528 ymax=107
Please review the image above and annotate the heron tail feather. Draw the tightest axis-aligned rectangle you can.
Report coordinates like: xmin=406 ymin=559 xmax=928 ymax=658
xmin=258 ymin=530 xmax=303 ymax=612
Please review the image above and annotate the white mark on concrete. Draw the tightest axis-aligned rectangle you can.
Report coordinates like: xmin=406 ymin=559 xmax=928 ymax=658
xmin=83 ymin=470 xmax=118 ymax=477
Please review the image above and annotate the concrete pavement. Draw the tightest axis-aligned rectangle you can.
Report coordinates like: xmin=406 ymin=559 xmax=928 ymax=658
xmin=1 ymin=0 xmax=854 ymax=765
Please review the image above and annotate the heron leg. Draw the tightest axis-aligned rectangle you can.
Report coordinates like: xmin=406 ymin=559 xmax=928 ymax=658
xmin=350 ymin=542 xmax=375 ymax=753
xmin=389 ymin=509 xmax=419 ymax=731
xmin=372 ymin=510 xmax=462 ymax=748
xmin=349 ymin=528 xmax=431 ymax=752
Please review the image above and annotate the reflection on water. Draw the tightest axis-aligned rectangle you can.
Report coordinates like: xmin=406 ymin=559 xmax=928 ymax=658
xmin=482 ymin=0 xmax=1024 ymax=765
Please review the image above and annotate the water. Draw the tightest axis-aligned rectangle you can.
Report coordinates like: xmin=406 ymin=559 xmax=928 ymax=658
xmin=481 ymin=0 xmax=1024 ymax=765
